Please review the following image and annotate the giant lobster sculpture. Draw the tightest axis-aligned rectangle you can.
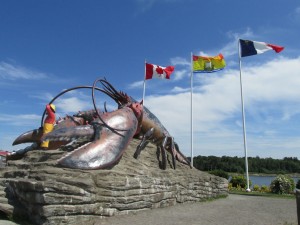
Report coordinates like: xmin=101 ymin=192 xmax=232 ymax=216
xmin=12 ymin=78 xmax=190 ymax=170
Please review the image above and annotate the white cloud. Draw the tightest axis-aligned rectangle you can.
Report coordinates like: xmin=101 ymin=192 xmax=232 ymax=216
xmin=241 ymin=57 xmax=300 ymax=103
xmin=128 ymin=80 xmax=144 ymax=89
xmin=144 ymin=56 xmax=300 ymax=158
xmin=30 ymin=89 xmax=105 ymax=117
xmin=170 ymin=57 xmax=190 ymax=66
xmin=55 ymin=97 xmax=91 ymax=115
xmin=53 ymin=89 xmax=114 ymax=116
xmin=173 ymin=69 xmax=188 ymax=81
xmin=170 ymin=86 xmax=190 ymax=93
xmin=30 ymin=92 xmax=55 ymax=101
xmin=0 ymin=114 xmax=41 ymax=126
xmin=0 ymin=61 xmax=48 ymax=80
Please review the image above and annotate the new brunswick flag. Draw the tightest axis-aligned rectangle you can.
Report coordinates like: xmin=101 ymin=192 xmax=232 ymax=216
xmin=193 ymin=54 xmax=226 ymax=73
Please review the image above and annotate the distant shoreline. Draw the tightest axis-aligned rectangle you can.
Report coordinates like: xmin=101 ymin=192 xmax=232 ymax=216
xmin=229 ymin=172 xmax=300 ymax=177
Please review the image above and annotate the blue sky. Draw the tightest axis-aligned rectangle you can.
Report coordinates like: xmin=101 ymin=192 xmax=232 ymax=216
xmin=1 ymin=0 xmax=300 ymax=159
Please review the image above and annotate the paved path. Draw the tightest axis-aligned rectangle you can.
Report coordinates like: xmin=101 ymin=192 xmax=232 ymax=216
xmin=0 ymin=194 xmax=298 ymax=225
xmin=98 ymin=194 xmax=297 ymax=225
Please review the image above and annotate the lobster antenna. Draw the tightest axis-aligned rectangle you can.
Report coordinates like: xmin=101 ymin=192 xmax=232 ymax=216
xmin=92 ymin=78 xmax=127 ymax=136
xmin=42 ymin=85 xmax=121 ymax=128
xmin=99 ymin=79 xmax=125 ymax=106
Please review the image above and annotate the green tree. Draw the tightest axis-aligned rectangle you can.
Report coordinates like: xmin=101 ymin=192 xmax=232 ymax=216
xmin=193 ymin=155 xmax=300 ymax=174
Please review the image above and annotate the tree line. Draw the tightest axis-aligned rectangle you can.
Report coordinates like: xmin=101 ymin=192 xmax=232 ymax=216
xmin=192 ymin=155 xmax=300 ymax=174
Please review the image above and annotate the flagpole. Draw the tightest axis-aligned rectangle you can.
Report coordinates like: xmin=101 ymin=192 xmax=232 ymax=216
xmin=190 ymin=52 xmax=194 ymax=168
xmin=238 ymin=40 xmax=250 ymax=192
xmin=143 ymin=59 xmax=146 ymax=105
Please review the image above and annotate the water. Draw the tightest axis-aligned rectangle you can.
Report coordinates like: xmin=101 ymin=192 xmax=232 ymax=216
xmin=249 ymin=175 xmax=299 ymax=188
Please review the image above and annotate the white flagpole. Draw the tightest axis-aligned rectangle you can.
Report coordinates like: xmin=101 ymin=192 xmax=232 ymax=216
xmin=238 ymin=40 xmax=250 ymax=192
xmin=143 ymin=60 xmax=146 ymax=105
xmin=190 ymin=52 xmax=194 ymax=168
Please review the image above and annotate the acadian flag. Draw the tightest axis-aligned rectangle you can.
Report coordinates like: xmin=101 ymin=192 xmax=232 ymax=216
xmin=237 ymin=39 xmax=284 ymax=190
xmin=145 ymin=63 xmax=174 ymax=80
xmin=192 ymin=54 xmax=226 ymax=73
xmin=239 ymin=39 xmax=284 ymax=57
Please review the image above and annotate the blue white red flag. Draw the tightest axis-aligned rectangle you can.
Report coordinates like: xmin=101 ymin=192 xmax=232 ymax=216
xmin=240 ymin=39 xmax=284 ymax=57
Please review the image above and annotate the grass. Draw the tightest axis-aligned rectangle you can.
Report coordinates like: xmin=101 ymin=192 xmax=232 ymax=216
xmin=229 ymin=190 xmax=296 ymax=199
xmin=203 ymin=194 xmax=228 ymax=202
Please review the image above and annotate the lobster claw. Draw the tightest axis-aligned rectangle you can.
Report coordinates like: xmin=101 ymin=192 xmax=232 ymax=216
xmin=13 ymin=116 xmax=86 ymax=146
xmin=12 ymin=128 xmax=43 ymax=145
xmin=42 ymin=125 xmax=95 ymax=143
xmin=43 ymin=106 xmax=140 ymax=170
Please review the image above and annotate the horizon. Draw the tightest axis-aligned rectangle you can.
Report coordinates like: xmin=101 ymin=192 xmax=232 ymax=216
xmin=1 ymin=0 xmax=300 ymax=160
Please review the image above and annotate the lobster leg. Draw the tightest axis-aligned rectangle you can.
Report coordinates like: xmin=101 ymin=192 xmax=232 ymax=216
xmin=162 ymin=137 xmax=176 ymax=170
xmin=156 ymin=137 xmax=167 ymax=170
xmin=133 ymin=127 xmax=154 ymax=159
xmin=170 ymin=137 xmax=176 ymax=170
xmin=160 ymin=137 xmax=168 ymax=170
xmin=156 ymin=145 xmax=167 ymax=170
xmin=173 ymin=142 xmax=191 ymax=168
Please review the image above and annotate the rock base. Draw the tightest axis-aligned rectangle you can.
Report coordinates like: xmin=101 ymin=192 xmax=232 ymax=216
xmin=0 ymin=139 xmax=228 ymax=225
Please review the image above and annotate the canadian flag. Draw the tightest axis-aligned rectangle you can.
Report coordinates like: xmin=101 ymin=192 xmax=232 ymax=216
xmin=145 ymin=63 xmax=175 ymax=80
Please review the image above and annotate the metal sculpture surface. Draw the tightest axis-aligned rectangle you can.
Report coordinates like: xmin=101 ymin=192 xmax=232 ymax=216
xmin=12 ymin=78 xmax=190 ymax=170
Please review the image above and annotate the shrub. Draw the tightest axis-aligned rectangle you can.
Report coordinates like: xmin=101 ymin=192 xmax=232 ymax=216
xmin=230 ymin=175 xmax=251 ymax=189
xmin=252 ymin=184 xmax=260 ymax=192
xmin=235 ymin=184 xmax=243 ymax=191
xmin=296 ymin=179 xmax=300 ymax=189
xmin=270 ymin=174 xmax=295 ymax=194
xmin=208 ymin=170 xmax=229 ymax=179
xmin=260 ymin=185 xmax=270 ymax=193
xmin=229 ymin=184 xmax=243 ymax=192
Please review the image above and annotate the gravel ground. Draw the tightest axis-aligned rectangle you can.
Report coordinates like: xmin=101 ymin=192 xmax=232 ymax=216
xmin=0 ymin=194 xmax=297 ymax=225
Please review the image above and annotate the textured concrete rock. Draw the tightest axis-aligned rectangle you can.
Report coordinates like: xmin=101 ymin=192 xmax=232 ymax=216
xmin=0 ymin=139 xmax=228 ymax=224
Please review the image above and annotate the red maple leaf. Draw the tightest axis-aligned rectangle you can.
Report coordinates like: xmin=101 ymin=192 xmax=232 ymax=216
xmin=155 ymin=66 xmax=164 ymax=75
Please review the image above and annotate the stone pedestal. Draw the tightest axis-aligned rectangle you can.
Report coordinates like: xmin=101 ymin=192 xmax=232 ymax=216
xmin=0 ymin=139 xmax=228 ymax=225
